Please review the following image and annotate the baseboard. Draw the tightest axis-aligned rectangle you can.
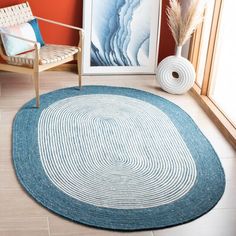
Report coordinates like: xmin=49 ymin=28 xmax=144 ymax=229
xmin=190 ymin=84 xmax=236 ymax=150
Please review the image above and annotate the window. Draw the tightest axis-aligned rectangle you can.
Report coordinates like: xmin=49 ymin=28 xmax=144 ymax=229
xmin=208 ymin=1 xmax=236 ymax=127
xmin=189 ymin=0 xmax=236 ymax=147
xmin=196 ymin=0 xmax=214 ymax=88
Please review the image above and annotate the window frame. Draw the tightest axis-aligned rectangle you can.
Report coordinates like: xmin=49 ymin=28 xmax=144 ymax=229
xmin=189 ymin=0 xmax=236 ymax=148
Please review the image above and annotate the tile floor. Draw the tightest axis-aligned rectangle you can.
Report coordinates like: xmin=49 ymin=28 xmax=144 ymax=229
xmin=0 ymin=72 xmax=235 ymax=236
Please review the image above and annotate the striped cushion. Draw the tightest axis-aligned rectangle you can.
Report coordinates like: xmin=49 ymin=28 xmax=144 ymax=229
xmin=0 ymin=19 xmax=44 ymax=56
xmin=7 ymin=44 xmax=79 ymax=66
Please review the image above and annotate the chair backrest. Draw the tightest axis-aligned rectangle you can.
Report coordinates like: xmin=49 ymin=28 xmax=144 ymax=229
xmin=0 ymin=2 xmax=34 ymax=59
xmin=0 ymin=2 xmax=34 ymax=27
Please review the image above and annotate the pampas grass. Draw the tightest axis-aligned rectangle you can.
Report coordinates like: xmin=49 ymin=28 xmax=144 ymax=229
xmin=167 ymin=0 xmax=205 ymax=46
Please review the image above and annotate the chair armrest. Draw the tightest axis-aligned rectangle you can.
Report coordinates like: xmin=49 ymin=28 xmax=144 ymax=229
xmin=0 ymin=32 xmax=38 ymax=44
xmin=34 ymin=16 xmax=84 ymax=32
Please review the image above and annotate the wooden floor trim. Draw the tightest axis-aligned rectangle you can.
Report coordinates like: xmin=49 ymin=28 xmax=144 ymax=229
xmin=191 ymin=84 xmax=236 ymax=149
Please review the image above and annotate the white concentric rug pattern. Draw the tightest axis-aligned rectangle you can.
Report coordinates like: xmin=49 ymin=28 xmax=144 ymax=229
xmin=38 ymin=94 xmax=197 ymax=209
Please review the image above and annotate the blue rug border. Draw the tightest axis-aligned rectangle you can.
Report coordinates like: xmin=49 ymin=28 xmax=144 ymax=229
xmin=12 ymin=85 xmax=225 ymax=231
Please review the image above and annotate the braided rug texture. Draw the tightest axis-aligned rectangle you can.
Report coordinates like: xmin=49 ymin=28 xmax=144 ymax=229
xmin=13 ymin=86 xmax=225 ymax=231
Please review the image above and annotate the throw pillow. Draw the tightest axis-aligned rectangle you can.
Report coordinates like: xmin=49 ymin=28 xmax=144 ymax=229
xmin=0 ymin=18 xmax=45 ymax=56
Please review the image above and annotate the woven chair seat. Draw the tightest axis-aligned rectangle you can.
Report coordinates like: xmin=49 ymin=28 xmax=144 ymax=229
xmin=6 ymin=44 xmax=79 ymax=67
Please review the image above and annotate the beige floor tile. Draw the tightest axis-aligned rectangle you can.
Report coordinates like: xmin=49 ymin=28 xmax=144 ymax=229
xmin=215 ymin=181 xmax=236 ymax=209
xmin=0 ymin=217 xmax=48 ymax=231
xmin=48 ymin=214 xmax=108 ymax=235
xmin=0 ymin=126 xmax=12 ymax=151
xmin=0 ymin=157 xmax=12 ymax=170
xmin=0 ymin=189 xmax=49 ymax=218
xmin=0 ymin=111 xmax=17 ymax=125
xmin=0 ymin=150 xmax=11 ymax=161
xmin=0 ymin=73 xmax=31 ymax=82
xmin=153 ymin=209 xmax=236 ymax=236
xmin=221 ymin=158 xmax=236 ymax=181
xmin=0 ymin=71 xmax=235 ymax=236
xmin=0 ymin=97 xmax=27 ymax=109
xmin=0 ymin=169 xmax=19 ymax=190
xmin=0 ymin=230 xmax=49 ymax=236
xmin=194 ymin=122 xmax=236 ymax=159
xmin=0 ymin=217 xmax=49 ymax=236
xmin=48 ymin=214 xmax=153 ymax=236
xmin=209 ymin=138 xmax=236 ymax=159
xmin=111 ymin=231 xmax=153 ymax=236
xmin=0 ymin=84 xmax=35 ymax=98
xmin=50 ymin=230 xmax=153 ymax=236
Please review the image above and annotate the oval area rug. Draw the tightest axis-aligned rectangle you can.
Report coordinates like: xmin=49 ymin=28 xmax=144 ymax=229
xmin=13 ymin=86 xmax=225 ymax=231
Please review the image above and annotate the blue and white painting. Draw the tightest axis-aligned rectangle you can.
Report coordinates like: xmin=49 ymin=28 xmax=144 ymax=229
xmin=90 ymin=0 xmax=155 ymax=67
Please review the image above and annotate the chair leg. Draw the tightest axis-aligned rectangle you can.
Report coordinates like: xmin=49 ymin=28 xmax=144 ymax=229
xmin=78 ymin=66 xmax=82 ymax=89
xmin=33 ymin=72 xmax=40 ymax=108
xmin=77 ymin=53 xmax=82 ymax=89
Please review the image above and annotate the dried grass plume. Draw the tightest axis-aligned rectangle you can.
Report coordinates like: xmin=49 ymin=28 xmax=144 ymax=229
xmin=167 ymin=0 xmax=205 ymax=46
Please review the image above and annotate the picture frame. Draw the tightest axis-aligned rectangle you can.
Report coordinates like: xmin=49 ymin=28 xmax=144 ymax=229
xmin=82 ymin=0 xmax=162 ymax=75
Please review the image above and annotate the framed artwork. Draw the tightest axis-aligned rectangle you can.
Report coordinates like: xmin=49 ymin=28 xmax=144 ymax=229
xmin=82 ymin=0 xmax=162 ymax=75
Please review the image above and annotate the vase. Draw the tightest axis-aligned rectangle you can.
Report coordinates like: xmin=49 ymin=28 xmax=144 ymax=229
xmin=156 ymin=46 xmax=196 ymax=95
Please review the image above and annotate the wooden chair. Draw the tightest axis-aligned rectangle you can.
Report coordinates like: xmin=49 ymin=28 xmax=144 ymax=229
xmin=0 ymin=2 xmax=84 ymax=107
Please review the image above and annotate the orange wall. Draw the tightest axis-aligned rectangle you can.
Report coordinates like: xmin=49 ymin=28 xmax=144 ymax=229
xmin=159 ymin=0 xmax=175 ymax=61
xmin=0 ymin=0 xmax=174 ymax=62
